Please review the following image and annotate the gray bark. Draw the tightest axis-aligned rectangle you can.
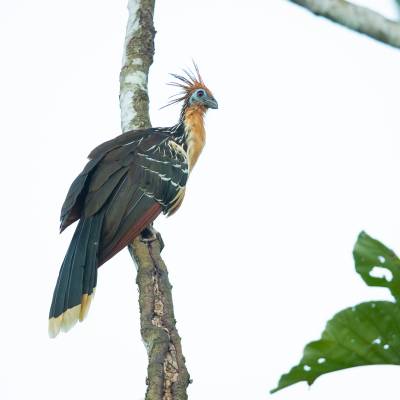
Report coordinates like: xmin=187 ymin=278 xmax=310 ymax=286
xmin=119 ymin=1 xmax=190 ymax=399
xmin=288 ymin=0 xmax=400 ymax=49
xmin=120 ymin=0 xmax=155 ymax=132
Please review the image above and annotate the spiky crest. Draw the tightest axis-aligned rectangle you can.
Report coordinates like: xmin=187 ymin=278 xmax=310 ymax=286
xmin=162 ymin=62 xmax=213 ymax=109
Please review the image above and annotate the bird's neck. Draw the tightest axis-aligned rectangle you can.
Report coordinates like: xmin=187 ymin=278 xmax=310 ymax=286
xmin=181 ymin=104 xmax=206 ymax=171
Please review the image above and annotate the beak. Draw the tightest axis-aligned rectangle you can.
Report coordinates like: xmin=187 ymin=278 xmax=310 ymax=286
xmin=205 ymin=97 xmax=218 ymax=109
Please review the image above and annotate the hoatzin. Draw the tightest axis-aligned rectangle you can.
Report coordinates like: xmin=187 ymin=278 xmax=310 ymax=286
xmin=48 ymin=67 xmax=218 ymax=337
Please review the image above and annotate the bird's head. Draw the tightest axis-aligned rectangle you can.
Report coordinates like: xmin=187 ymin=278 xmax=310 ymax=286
xmin=164 ymin=63 xmax=218 ymax=112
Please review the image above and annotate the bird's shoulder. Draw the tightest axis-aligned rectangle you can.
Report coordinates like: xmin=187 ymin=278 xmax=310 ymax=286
xmin=88 ymin=127 xmax=180 ymax=160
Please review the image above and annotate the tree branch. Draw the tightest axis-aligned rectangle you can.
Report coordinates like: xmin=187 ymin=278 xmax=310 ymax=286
xmin=288 ymin=0 xmax=400 ymax=49
xmin=395 ymin=0 xmax=400 ymax=20
xmin=120 ymin=0 xmax=155 ymax=132
xmin=120 ymin=1 xmax=190 ymax=399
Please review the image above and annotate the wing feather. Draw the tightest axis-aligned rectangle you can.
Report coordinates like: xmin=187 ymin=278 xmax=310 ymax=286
xmin=99 ymin=201 xmax=162 ymax=266
xmin=83 ymin=168 xmax=128 ymax=218
xmin=60 ymin=128 xmax=189 ymax=266
xmin=100 ymin=167 xmax=143 ymax=245
xmin=60 ymin=156 xmax=102 ymax=232
xmin=88 ymin=130 xmax=147 ymax=159
xmin=89 ymin=160 xmax=123 ymax=192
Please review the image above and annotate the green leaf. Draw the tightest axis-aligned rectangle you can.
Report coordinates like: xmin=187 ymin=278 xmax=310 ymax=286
xmin=271 ymin=301 xmax=400 ymax=393
xmin=354 ymin=231 xmax=400 ymax=301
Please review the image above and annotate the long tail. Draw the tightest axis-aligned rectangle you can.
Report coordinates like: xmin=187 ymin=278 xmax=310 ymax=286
xmin=48 ymin=211 xmax=104 ymax=338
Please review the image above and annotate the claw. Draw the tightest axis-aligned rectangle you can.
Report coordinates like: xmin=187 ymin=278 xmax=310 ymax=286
xmin=140 ymin=225 xmax=164 ymax=251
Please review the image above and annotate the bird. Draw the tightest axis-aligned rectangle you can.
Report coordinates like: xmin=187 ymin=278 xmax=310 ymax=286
xmin=48 ymin=65 xmax=218 ymax=338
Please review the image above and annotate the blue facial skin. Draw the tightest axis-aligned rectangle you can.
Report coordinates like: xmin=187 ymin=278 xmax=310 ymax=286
xmin=189 ymin=89 xmax=218 ymax=109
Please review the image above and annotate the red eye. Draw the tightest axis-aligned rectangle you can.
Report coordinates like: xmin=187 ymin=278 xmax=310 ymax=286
xmin=197 ymin=90 xmax=204 ymax=97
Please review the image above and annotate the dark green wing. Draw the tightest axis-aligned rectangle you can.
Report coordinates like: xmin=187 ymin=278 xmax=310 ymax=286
xmin=59 ymin=129 xmax=189 ymax=264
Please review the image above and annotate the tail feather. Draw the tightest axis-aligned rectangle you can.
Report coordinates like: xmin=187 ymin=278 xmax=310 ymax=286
xmin=49 ymin=211 xmax=104 ymax=338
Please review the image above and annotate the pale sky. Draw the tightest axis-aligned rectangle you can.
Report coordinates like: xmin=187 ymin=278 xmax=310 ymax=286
xmin=1 ymin=1 xmax=400 ymax=399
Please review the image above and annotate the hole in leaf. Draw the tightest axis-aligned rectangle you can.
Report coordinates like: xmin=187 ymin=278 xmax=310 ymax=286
xmin=317 ymin=357 xmax=326 ymax=364
xmin=369 ymin=267 xmax=393 ymax=282
xmin=372 ymin=337 xmax=381 ymax=345
xmin=378 ymin=256 xmax=386 ymax=263
xmin=384 ymin=344 xmax=390 ymax=350
xmin=303 ymin=365 xmax=311 ymax=372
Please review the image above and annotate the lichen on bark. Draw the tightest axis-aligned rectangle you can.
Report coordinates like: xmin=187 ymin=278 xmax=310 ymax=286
xmin=128 ymin=237 xmax=190 ymax=400
xmin=120 ymin=1 xmax=190 ymax=399
xmin=120 ymin=0 xmax=156 ymax=132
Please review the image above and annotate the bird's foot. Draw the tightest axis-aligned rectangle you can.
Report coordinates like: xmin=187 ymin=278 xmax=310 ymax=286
xmin=140 ymin=225 xmax=165 ymax=250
